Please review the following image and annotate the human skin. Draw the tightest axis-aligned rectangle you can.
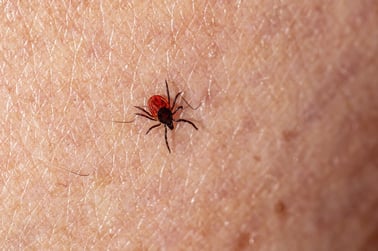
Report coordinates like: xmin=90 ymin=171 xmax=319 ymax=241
xmin=0 ymin=0 xmax=377 ymax=250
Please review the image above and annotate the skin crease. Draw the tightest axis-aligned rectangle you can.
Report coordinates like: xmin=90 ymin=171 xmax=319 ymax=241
xmin=0 ymin=0 xmax=377 ymax=250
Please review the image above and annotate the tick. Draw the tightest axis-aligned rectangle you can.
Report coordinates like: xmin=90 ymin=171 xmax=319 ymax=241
xmin=134 ymin=80 xmax=198 ymax=153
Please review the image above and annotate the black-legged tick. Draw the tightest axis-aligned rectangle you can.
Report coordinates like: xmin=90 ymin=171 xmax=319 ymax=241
xmin=133 ymin=80 xmax=198 ymax=153
xmin=111 ymin=81 xmax=198 ymax=152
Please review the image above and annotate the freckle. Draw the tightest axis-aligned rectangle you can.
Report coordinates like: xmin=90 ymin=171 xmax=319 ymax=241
xmin=235 ymin=232 xmax=251 ymax=250
xmin=282 ymin=129 xmax=299 ymax=142
xmin=274 ymin=200 xmax=287 ymax=215
xmin=360 ymin=226 xmax=378 ymax=251
xmin=254 ymin=155 xmax=261 ymax=162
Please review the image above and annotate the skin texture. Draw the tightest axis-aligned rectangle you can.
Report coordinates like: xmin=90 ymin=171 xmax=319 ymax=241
xmin=0 ymin=0 xmax=377 ymax=250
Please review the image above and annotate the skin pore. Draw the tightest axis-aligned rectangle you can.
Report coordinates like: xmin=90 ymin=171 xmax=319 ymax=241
xmin=1 ymin=0 xmax=377 ymax=250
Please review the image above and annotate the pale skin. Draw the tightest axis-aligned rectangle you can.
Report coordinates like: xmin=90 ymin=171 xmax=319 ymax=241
xmin=0 ymin=1 xmax=377 ymax=250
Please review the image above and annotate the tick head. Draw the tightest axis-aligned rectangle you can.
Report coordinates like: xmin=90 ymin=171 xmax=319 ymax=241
xmin=158 ymin=107 xmax=174 ymax=129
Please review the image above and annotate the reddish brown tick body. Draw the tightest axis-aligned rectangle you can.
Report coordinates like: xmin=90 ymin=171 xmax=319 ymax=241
xmin=134 ymin=80 xmax=198 ymax=153
xmin=148 ymin=95 xmax=170 ymax=117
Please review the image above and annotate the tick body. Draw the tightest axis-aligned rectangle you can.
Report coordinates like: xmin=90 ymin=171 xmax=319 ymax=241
xmin=135 ymin=80 xmax=198 ymax=153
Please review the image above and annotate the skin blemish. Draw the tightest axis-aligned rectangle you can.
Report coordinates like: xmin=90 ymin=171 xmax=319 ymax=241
xmin=281 ymin=129 xmax=299 ymax=142
xmin=235 ymin=231 xmax=252 ymax=250
xmin=360 ymin=227 xmax=378 ymax=251
xmin=274 ymin=200 xmax=287 ymax=217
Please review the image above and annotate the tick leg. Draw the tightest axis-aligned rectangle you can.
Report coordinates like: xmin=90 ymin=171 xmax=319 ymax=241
xmin=172 ymin=105 xmax=183 ymax=115
xmin=135 ymin=113 xmax=156 ymax=121
xmin=165 ymin=80 xmax=171 ymax=107
xmin=171 ymin=92 xmax=182 ymax=110
xmin=175 ymin=119 xmax=198 ymax=130
xmin=181 ymin=96 xmax=201 ymax=110
xmin=146 ymin=123 xmax=161 ymax=134
xmin=135 ymin=106 xmax=153 ymax=117
xmin=164 ymin=125 xmax=171 ymax=153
